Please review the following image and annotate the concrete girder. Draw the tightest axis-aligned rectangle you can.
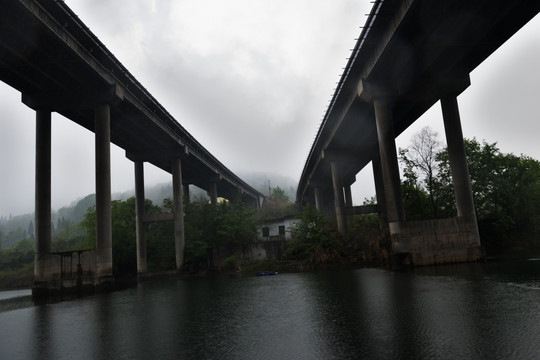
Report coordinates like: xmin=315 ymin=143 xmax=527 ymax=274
xmin=21 ymin=83 xmax=125 ymax=111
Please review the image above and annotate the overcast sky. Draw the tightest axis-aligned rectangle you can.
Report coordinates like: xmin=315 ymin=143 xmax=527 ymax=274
xmin=1 ymin=1 xmax=539 ymax=217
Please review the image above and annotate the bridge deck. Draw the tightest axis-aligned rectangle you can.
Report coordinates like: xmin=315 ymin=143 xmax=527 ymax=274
xmin=0 ymin=0 xmax=263 ymax=202
xmin=298 ymin=0 xmax=540 ymax=202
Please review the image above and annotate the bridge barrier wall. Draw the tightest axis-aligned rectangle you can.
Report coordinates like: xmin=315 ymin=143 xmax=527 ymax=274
xmin=390 ymin=217 xmax=485 ymax=266
xmin=207 ymin=240 xmax=287 ymax=270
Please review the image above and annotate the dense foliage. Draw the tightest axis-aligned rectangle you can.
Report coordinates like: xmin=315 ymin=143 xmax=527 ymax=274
xmin=256 ymin=186 xmax=299 ymax=220
xmin=0 ymin=237 xmax=34 ymax=288
xmin=285 ymin=203 xmax=341 ymax=263
xmin=400 ymin=128 xmax=540 ymax=251
xmin=79 ymin=195 xmax=258 ymax=275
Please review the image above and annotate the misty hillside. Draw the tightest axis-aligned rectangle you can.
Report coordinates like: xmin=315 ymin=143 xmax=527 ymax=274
xmin=237 ymin=171 xmax=297 ymax=201
xmin=0 ymin=172 xmax=298 ymax=249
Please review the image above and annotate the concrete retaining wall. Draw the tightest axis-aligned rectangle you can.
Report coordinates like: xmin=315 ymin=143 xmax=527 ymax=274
xmin=390 ymin=217 xmax=484 ymax=266
xmin=33 ymin=250 xmax=97 ymax=297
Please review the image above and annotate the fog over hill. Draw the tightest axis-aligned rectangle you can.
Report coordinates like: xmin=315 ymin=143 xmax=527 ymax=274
xmin=236 ymin=171 xmax=297 ymax=200
xmin=0 ymin=171 xmax=298 ymax=248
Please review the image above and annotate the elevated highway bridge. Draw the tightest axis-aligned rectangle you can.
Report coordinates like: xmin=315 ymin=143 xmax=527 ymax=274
xmin=297 ymin=0 xmax=540 ymax=265
xmin=0 ymin=0 xmax=265 ymax=293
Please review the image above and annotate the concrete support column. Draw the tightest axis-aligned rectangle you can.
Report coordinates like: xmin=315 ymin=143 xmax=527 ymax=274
xmin=210 ymin=182 xmax=218 ymax=207
xmin=34 ymin=109 xmax=52 ymax=282
xmin=374 ymin=97 xmax=405 ymax=224
xmin=172 ymin=158 xmax=185 ymax=270
xmin=251 ymin=195 xmax=260 ymax=209
xmin=331 ymin=161 xmax=347 ymax=234
xmin=95 ymin=104 xmax=113 ymax=281
xmin=344 ymin=185 xmax=353 ymax=208
xmin=183 ymin=184 xmax=190 ymax=206
xmin=344 ymin=184 xmax=353 ymax=230
xmin=313 ymin=187 xmax=323 ymax=212
xmin=372 ymin=156 xmax=388 ymax=229
xmin=134 ymin=161 xmax=146 ymax=274
xmin=440 ymin=96 xmax=478 ymax=221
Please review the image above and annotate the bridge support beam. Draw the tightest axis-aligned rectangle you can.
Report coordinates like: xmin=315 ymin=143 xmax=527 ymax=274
xmin=331 ymin=161 xmax=347 ymax=234
xmin=441 ymin=96 xmax=478 ymax=222
xmin=441 ymin=95 xmax=481 ymax=245
xmin=34 ymin=109 xmax=52 ymax=288
xmin=373 ymin=97 xmax=405 ymax=224
xmin=135 ymin=161 xmax=147 ymax=274
xmin=183 ymin=184 xmax=190 ymax=205
xmin=344 ymin=183 xmax=353 ymax=231
xmin=172 ymin=158 xmax=185 ymax=270
xmin=209 ymin=182 xmax=218 ymax=207
xmin=372 ymin=155 xmax=389 ymax=230
xmin=95 ymin=103 xmax=113 ymax=284
xmin=313 ymin=187 xmax=323 ymax=212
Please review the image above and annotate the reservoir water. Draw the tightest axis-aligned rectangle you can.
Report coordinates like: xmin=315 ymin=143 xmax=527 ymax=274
xmin=1 ymin=255 xmax=540 ymax=359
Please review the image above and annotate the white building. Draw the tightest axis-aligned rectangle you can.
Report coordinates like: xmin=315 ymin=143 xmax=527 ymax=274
xmin=257 ymin=215 xmax=299 ymax=241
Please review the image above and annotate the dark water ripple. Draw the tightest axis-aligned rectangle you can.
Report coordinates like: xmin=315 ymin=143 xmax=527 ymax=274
xmin=1 ymin=257 xmax=540 ymax=359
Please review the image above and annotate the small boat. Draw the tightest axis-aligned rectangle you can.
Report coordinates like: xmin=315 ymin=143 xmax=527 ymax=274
xmin=256 ymin=271 xmax=278 ymax=276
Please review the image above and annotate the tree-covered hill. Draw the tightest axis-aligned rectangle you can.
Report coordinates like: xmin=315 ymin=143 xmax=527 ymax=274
xmin=0 ymin=172 xmax=298 ymax=249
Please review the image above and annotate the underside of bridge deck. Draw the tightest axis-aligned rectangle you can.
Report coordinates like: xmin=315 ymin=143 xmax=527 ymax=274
xmin=1 ymin=0 xmax=264 ymax=295
xmin=298 ymin=0 xmax=539 ymax=266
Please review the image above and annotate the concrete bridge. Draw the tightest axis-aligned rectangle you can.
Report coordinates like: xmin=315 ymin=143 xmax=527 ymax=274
xmin=0 ymin=0 xmax=265 ymax=294
xmin=297 ymin=0 xmax=540 ymax=265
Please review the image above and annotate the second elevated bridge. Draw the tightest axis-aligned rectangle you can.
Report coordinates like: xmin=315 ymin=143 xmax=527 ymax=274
xmin=297 ymin=0 xmax=540 ymax=265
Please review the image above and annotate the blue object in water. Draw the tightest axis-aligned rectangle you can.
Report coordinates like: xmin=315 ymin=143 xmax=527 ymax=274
xmin=256 ymin=271 xmax=278 ymax=276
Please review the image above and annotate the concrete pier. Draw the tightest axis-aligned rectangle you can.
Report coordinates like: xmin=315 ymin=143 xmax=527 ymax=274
xmin=34 ymin=109 xmax=52 ymax=289
xmin=172 ymin=158 xmax=185 ymax=270
xmin=373 ymin=97 xmax=405 ymax=224
xmin=314 ymin=187 xmax=322 ymax=212
xmin=331 ymin=161 xmax=347 ymax=234
xmin=94 ymin=103 xmax=113 ymax=284
xmin=135 ymin=161 xmax=147 ymax=274
xmin=210 ymin=181 xmax=218 ymax=207
xmin=372 ymin=155 xmax=388 ymax=229
xmin=441 ymin=96 xmax=478 ymax=221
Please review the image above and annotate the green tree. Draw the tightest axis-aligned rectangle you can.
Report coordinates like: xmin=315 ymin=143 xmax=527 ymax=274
xmin=214 ymin=199 xmax=258 ymax=246
xmin=256 ymin=186 xmax=299 ymax=221
xmin=270 ymin=186 xmax=290 ymax=203
xmin=426 ymin=137 xmax=540 ymax=250
xmin=81 ymin=199 xmax=137 ymax=275
xmin=146 ymin=198 xmax=175 ymax=271
xmin=183 ymin=200 xmax=210 ymax=266
xmin=287 ymin=203 xmax=338 ymax=263
xmin=80 ymin=195 xmax=260 ymax=274
xmin=0 ymin=237 xmax=34 ymax=272
xmin=399 ymin=126 xmax=443 ymax=218
xmin=27 ymin=221 xmax=34 ymax=241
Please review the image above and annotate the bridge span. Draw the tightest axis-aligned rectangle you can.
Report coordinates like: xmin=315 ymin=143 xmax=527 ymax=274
xmin=298 ymin=0 xmax=540 ymax=265
xmin=0 ymin=0 xmax=265 ymax=293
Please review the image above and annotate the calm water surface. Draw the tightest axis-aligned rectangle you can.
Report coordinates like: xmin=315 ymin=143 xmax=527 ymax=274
xmin=1 ymin=256 xmax=540 ymax=359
